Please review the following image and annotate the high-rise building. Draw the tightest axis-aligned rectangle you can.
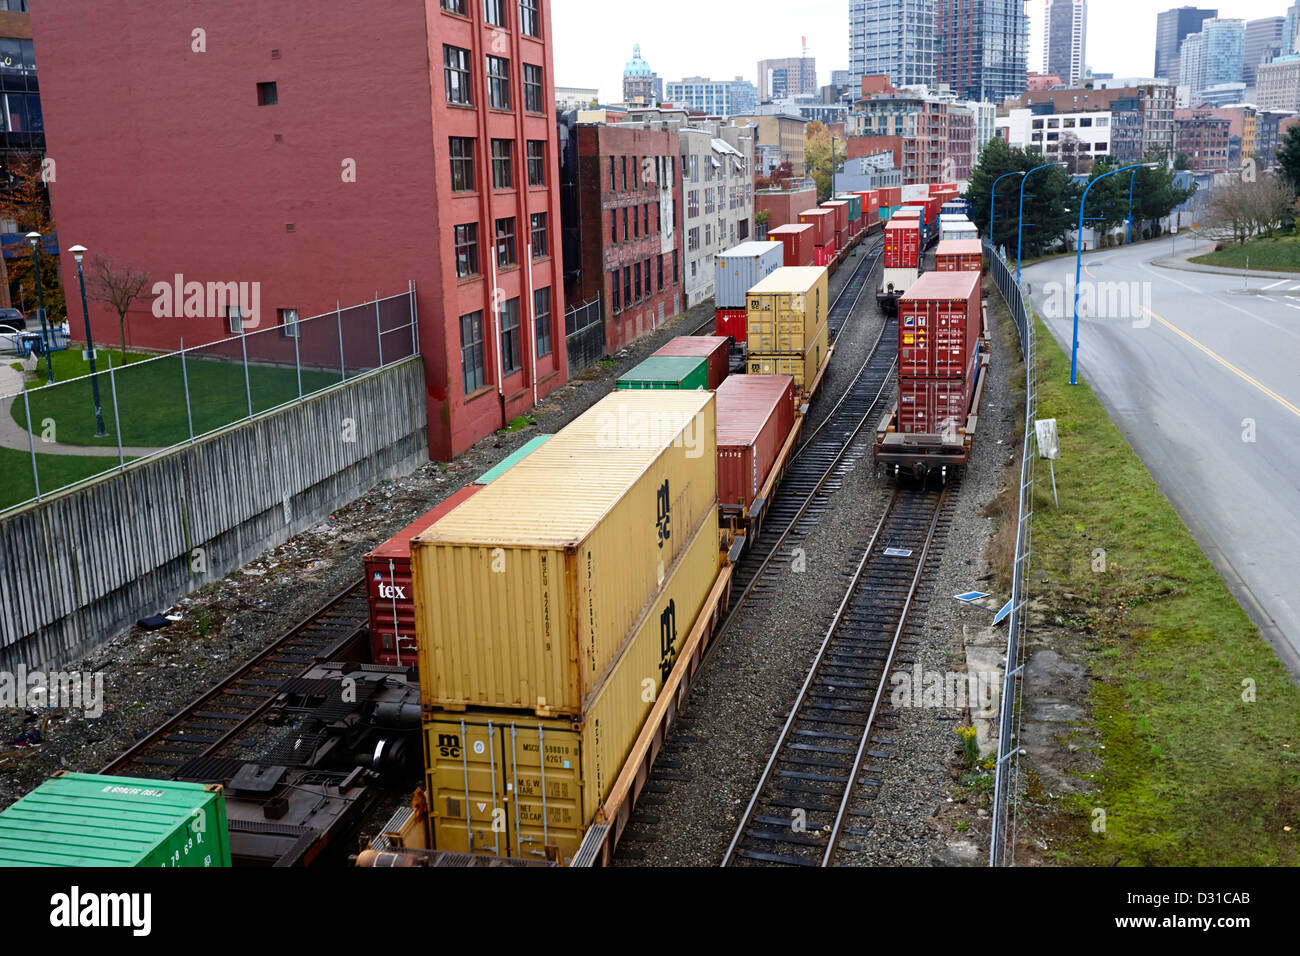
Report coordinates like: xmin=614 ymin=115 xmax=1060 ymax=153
xmin=757 ymin=56 xmax=818 ymax=102
xmin=1005 ymin=84 xmax=1177 ymax=160
xmin=0 ymin=3 xmax=42 ymax=310
xmin=849 ymin=0 xmax=938 ymax=94
xmin=936 ymin=0 xmax=1028 ymax=103
xmin=31 ymin=0 xmax=569 ymax=461
xmin=1244 ymin=18 xmax=1285 ymax=88
xmin=1200 ymin=19 xmax=1245 ymax=92
xmin=1179 ymin=31 xmax=1205 ymax=99
xmin=664 ymin=76 xmax=758 ymax=118
xmin=1154 ymin=7 xmax=1217 ymax=81
xmin=1043 ymin=0 xmax=1087 ymax=88
xmin=1286 ymin=3 xmax=1300 ymax=57
xmin=623 ymin=44 xmax=660 ymax=106
xmin=1257 ymin=54 xmax=1300 ymax=111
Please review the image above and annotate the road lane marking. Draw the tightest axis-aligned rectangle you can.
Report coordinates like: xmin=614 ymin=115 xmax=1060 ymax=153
xmin=1286 ymin=302 xmax=1300 ymax=311
xmin=1139 ymin=260 xmax=1300 ymax=342
xmin=1138 ymin=304 xmax=1300 ymax=420
xmin=1263 ymin=279 xmax=1287 ymax=289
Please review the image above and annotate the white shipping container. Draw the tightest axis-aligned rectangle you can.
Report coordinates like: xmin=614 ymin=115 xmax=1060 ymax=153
xmin=881 ymin=267 xmax=919 ymax=296
xmin=938 ymin=215 xmax=977 ymax=242
xmin=714 ymin=241 xmax=785 ymax=310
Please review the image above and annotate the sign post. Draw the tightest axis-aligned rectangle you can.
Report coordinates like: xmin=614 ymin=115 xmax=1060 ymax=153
xmin=1035 ymin=417 xmax=1061 ymax=509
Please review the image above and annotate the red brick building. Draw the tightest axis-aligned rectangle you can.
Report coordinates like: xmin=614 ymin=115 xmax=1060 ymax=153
xmin=1174 ymin=111 xmax=1231 ymax=173
xmin=755 ymin=180 xmax=818 ymax=232
xmin=30 ymin=0 xmax=566 ymax=460
xmin=575 ymin=124 xmax=682 ymax=351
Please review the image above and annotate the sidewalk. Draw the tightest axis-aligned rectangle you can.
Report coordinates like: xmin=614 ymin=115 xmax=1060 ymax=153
xmin=0 ymin=361 xmax=164 ymax=458
xmin=1148 ymin=238 xmax=1300 ymax=281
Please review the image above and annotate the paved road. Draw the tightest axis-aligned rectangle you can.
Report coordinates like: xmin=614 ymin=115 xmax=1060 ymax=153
xmin=1022 ymin=240 xmax=1300 ymax=675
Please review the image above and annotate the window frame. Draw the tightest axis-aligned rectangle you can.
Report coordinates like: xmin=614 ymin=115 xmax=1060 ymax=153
xmin=499 ymin=296 xmax=522 ymax=374
xmin=530 ymin=211 xmax=548 ymax=257
xmin=444 ymin=46 xmax=473 ymax=106
xmin=534 ymin=286 xmax=552 ymax=358
xmin=484 ymin=0 xmax=508 ymax=28
xmin=449 ymin=136 xmax=476 ymax=192
xmin=460 ymin=310 xmax=487 ymax=395
xmin=526 ymin=139 xmax=546 ymax=186
xmin=523 ymin=64 xmax=544 ymax=114
xmin=491 ymin=138 xmax=514 ymax=189
xmin=495 ymin=216 xmax=518 ymax=268
xmin=519 ymin=0 xmax=541 ymax=38
xmin=486 ymin=55 xmax=512 ymax=111
xmin=454 ymin=222 xmax=480 ymax=278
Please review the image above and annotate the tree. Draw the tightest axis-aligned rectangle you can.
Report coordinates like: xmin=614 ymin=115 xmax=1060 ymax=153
xmin=1204 ymin=174 xmax=1296 ymax=243
xmin=1057 ymin=132 xmax=1093 ymax=175
xmin=0 ymin=152 xmax=65 ymax=324
xmin=1174 ymin=152 xmax=1191 ymax=171
xmin=1275 ymin=122 xmax=1300 ymax=195
xmin=804 ymin=121 xmax=844 ymax=202
xmin=86 ymin=255 xmax=151 ymax=363
xmin=966 ymin=139 xmax=1081 ymax=258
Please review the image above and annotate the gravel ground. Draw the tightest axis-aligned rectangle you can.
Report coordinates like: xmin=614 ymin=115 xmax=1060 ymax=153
xmin=612 ymin=267 xmax=1020 ymax=867
xmin=0 ymin=294 xmax=723 ymax=812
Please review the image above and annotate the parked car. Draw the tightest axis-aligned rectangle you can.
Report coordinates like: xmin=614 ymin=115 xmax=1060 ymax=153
xmin=0 ymin=307 xmax=26 ymax=331
xmin=0 ymin=323 xmax=25 ymax=355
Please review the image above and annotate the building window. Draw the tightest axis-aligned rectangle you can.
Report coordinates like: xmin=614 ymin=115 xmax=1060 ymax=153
xmin=442 ymin=0 xmax=467 ymax=13
xmin=687 ymin=227 xmax=699 ymax=251
xmin=633 ymin=205 xmax=640 ymax=238
xmin=611 ymin=271 xmax=621 ymax=313
xmin=520 ymin=0 xmax=541 ymax=37
xmin=688 ymin=190 xmax=699 ymax=218
xmin=657 ymin=254 xmax=664 ymax=292
xmin=486 ymin=55 xmax=511 ymax=110
xmin=460 ymin=310 xmax=486 ymax=394
xmin=526 ymin=139 xmax=545 ymax=185
xmin=450 ymin=137 xmax=475 ymax=191
xmin=524 ymin=64 xmax=544 ymax=113
xmin=444 ymin=46 xmax=472 ymax=105
xmin=496 ymin=216 xmax=517 ymax=267
xmin=484 ymin=0 xmax=507 ymax=27
xmin=623 ymin=266 xmax=631 ymax=306
xmin=500 ymin=296 xmax=521 ymax=373
xmin=672 ymin=250 xmax=678 ymax=284
xmin=534 ymin=286 xmax=552 ymax=357
xmin=609 ymin=156 xmax=615 ymax=190
xmin=621 ymin=155 xmax=627 ymax=190
xmin=257 ymin=82 xmax=278 ymax=106
xmin=531 ymin=212 xmax=548 ymax=257
xmin=622 ymin=207 xmax=628 ymax=239
xmin=454 ymin=223 xmax=480 ymax=278
xmin=610 ymin=208 xmax=618 ymax=242
xmin=278 ymin=308 xmax=299 ymax=339
xmin=491 ymin=138 xmax=514 ymax=188
xmin=634 ymin=262 xmax=642 ymax=301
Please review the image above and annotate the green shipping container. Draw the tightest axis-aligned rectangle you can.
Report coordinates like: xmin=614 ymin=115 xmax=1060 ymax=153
xmin=835 ymin=194 xmax=862 ymax=222
xmin=475 ymin=434 xmax=553 ymax=484
xmin=615 ymin=355 xmax=709 ymax=391
xmin=0 ymin=772 xmax=232 ymax=867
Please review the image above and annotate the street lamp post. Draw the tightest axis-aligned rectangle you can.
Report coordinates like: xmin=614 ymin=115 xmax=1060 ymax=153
xmin=25 ymin=231 xmax=53 ymax=384
xmin=1070 ymin=163 xmax=1157 ymax=386
xmin=1125 ymin=165 xmax=1144 ymax=245
xmin=989 ymin=170 xmax=1025 ymax=256
xmin=68 ymin=244 xmax=107 ymax=437
xmin=1017 ymin=162 xmax=1065 ymax=287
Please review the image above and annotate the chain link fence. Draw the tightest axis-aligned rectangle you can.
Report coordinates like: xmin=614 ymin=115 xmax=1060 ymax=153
xmin=1 ymin=284 xmax=417 ymax=515
xmin=564 ymin=294 xmax=604 ymax=376
xmin=986 ymin=241 xmax=1037 ymax=867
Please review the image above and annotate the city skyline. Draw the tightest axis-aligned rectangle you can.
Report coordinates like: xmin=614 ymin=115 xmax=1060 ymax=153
xmin=553 ymin=0 xmax=1291 ymax=104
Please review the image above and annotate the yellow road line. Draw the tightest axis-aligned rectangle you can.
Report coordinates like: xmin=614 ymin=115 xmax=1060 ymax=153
xmin=1139 ymin=304 xmax=1300 ymax=420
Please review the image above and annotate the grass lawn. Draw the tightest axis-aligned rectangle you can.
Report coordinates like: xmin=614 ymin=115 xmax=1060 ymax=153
xmin=0 ymin=444 xmax=137 ymax=512
xmin=1023 ymin=310 xmax=1300 ymax=865
xmin=9 ymin=348 xmax=340 ymax=447
xmin=1188 ymin=234 xmax=1300 ymax=272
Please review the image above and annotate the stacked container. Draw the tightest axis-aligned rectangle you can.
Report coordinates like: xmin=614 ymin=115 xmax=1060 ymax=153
xmin=934 ymin=239 xmax=984 ymax=273
xmin=654 ymin=335 xmax=732 ymax=389
xmin=713 ymin=241 xmax=784 ymax=342
xmin=715 ymin=374 xmax=796 ymax=517
xmin=938 ymin=214 xmax=978 ymax=242
xmin=823 ymin=199 xmax=849 ymax=251
xmin=882 ymin=218 xmax=921 ymax=297
xmin=415 ymin=390 xmax=722 ymax=864
xmin=880 ymin=186 xmax=902 ymax=208
xmin=767 ymin=223 xmax=815 ymax=268
xmin=616 ymin=355 xmax=709 ymax=390
xmin=834 ymin=194 xmax=861 ymax=238
xmin=797 ymin=208 xmax=836 ymax=265
xmin=941 ymin=199 xmax=972 ymax=219
xmin=897 ymin=271 xmax=982 ymax=436
xmin=745 ymin=266 xmax=830 ymax=392
xmin=856 ymin=190 xmax=880 ymax=230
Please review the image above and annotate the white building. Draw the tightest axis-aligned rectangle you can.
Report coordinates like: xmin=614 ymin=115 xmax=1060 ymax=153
xmin=556 ymin=87 xmax=599 ymax=111
xmin=678 ymin=127 xmax=756 ymax=307
xmin=998 ymin=107 xmax=1115 ymax=164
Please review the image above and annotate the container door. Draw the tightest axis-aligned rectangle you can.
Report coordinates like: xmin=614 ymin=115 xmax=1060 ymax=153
xmin=426 ymin=717 xmax=510 ymax=857
xmin=504 ymin=721 xmax=585 ymax=863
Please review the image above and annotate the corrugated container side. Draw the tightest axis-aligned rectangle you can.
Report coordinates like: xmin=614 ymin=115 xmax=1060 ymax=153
xmin=745 ymin=267 xmax=829 ymax=354
xmin=713 ymin=241 xmax=784 ymax=309
xmin=767 ymin=223 xmax=815 ymax=268
xmin=616 ymin=355 xmax=709 ymax=390
xmin=715 ymin=374 xmax=795 ymax=510
xmin=898 ymin=272 xmax=981 ymax=378
xmin=654 ymin=335 xmax=731 ymax=390
xmin=797 ymin=208 xmax=834 ymax=247
xmin=424 ymin=508 xmax=721 ymax=863
xmin=0 ymin=772 xmax=231 ymax=867
xmin=884 ymin=220 xmax=921 ymax=269
xmin=898 ymin=375 xmax=974 ymax=435
xmin=715 ymin=307 xmax=747 ymax=342
xmin=414 ymin=391 xmax=717 ymax=715
xmin=367 ymin=485 xmax=484 ymax=668
xmin=935 ymin=239 xmax=984 ymax=273
xmin=823 ymin=199 xmax=849 ymax=234
xmin=747 ymin=318 xmax=829 ymax=390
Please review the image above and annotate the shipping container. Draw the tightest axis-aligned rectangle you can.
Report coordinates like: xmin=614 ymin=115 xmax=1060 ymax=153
xmin=747 ymin=319 xmax=829 ymax=390
xmin=891 ymin=206 xmax=921 ymax=222
xmin=715 ymin=374 xmax=795 ymax=513
xmin=715 ymin=308 xmax=747 ymax=342
xmin=898 ymin=271 xmax=982 ymax=379
xmin=856 ymin=191 xmax=880 ymax=228
xmin=904 ymin=196 xmax=940 ymax=229
xmin=746 ymin=266 xmax=830 ymax=354
xmin=413 ymin=390 xmax=718 ymax=716
xmin=881 ymin=266 xmax=919 ymax=296
xmin=767 ymin=223 xmax=815 ymax=268
xmin=713 ymin=241 xmax=784 ymax=310
xmin=0 ymin=772 xmax=231 ymax=867
xmin=476 ymin=435 xmax=554 ymax=484
xmin=813 ymin=243 xmax=834 ymax=267
xmin=797 ymin=208 xmax=834 ymax=248
xmin=898 ymin=375 xmax=974 ymax=436
xmin=424 ymin=507 xmax=721 ymax=863
xmin=834 ymin=193 xmax=862 ymax=223
xmin=884 ymin=219 xmax=921 ymax=269
xmin=934 ymin=239 xmax=984 ymax=273
xmin=879 ymin=186 xmax=902 ymax=207
xmin=367 ymin=484 xmax=485 ymax=667
xmin=616 ymin=355 xmax=709 ymax=391
xmin=938 ymin=214 xmax=978 ymax=242
xmin=654 ymin=335 xmax=732 ymax=390
xmin=823 ymin=199 xmax=849 ymax=235
xmin=941 ymin=199 xmax=972 ymax=219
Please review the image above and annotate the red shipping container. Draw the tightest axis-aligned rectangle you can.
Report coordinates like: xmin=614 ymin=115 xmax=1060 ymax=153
xmin=904 ymin=197 xmax=939 ymax=229
xmin=898 ymin=271 xmax=982 ymax=379
xmin=814 ymin=244 xmax=833 ymax=267
xmin=798 ymin=208 xmax=835 ymax=247
xmin=822 ymin=199 xmax=849 ymax=234
xmin=892 ymin=206 xmax=921 ymax=222
xmin=366 ymin=485 xmax=483 ymax=667
xmin=884 ymin=220 xmax=921 ymax=269
xmin=835 ymin=228 xmax=846 ymax=250
xmin=715 ymin=308 xmax=747 ymax=342
xmin=897 ymin=376 xmax=974 ymax=435
xmin=768 ymin=223 xmax=815 ymax=267
xmin=715 ymin=374 xmax=796 ymax=510
xmin=934 ymin=239 xmax=983 ymax=272
xmin=856 ymin=191 xmax=879 ymax=228
xmin=880 ymin=186 xmax=902 ymax=207
xmin=656 ymin=334 xmax=732 ymax=389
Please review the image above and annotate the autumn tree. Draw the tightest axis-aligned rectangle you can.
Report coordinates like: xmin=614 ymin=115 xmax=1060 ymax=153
xmin=86 ymin=255 xmax=151 ymax=362
xmin=0 ymin=152 xmax=65 ymax=323
xmin=804 ymin=121 xmax=844 ymax=202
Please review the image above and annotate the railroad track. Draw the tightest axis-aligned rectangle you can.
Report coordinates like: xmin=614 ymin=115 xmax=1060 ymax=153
xmin=101 ymin=582 xmax=370 ymax=779
xmin=721 ymin=482 xmax=956 ymax=867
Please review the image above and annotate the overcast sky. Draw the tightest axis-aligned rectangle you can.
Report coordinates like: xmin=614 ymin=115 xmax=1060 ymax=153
xmin=553 ymin=0 xmax=1291 ymax=102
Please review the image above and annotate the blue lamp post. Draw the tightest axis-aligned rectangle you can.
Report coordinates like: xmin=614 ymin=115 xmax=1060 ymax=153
xmin=1070 ymin=163 xmax=1158 ymax=385
xmin=989 ymin=170 xmax=1025 ymax=255
xmin=1016 ymin=162 xmax=1064 ymax=287
xmin=1125 ymin=165 xmax=1144 ymax=244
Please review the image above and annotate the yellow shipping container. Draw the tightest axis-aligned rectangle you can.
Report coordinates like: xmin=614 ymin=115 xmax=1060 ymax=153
xmin=423 ymin=507 xmax=722 ymax=863
xmin=412 ymin=390 xmax=717 ymax=716
xmin=747 ymin=317 xmax=829 ymax=389
xmin=745 ymin=266 xmax=830 ymax=354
